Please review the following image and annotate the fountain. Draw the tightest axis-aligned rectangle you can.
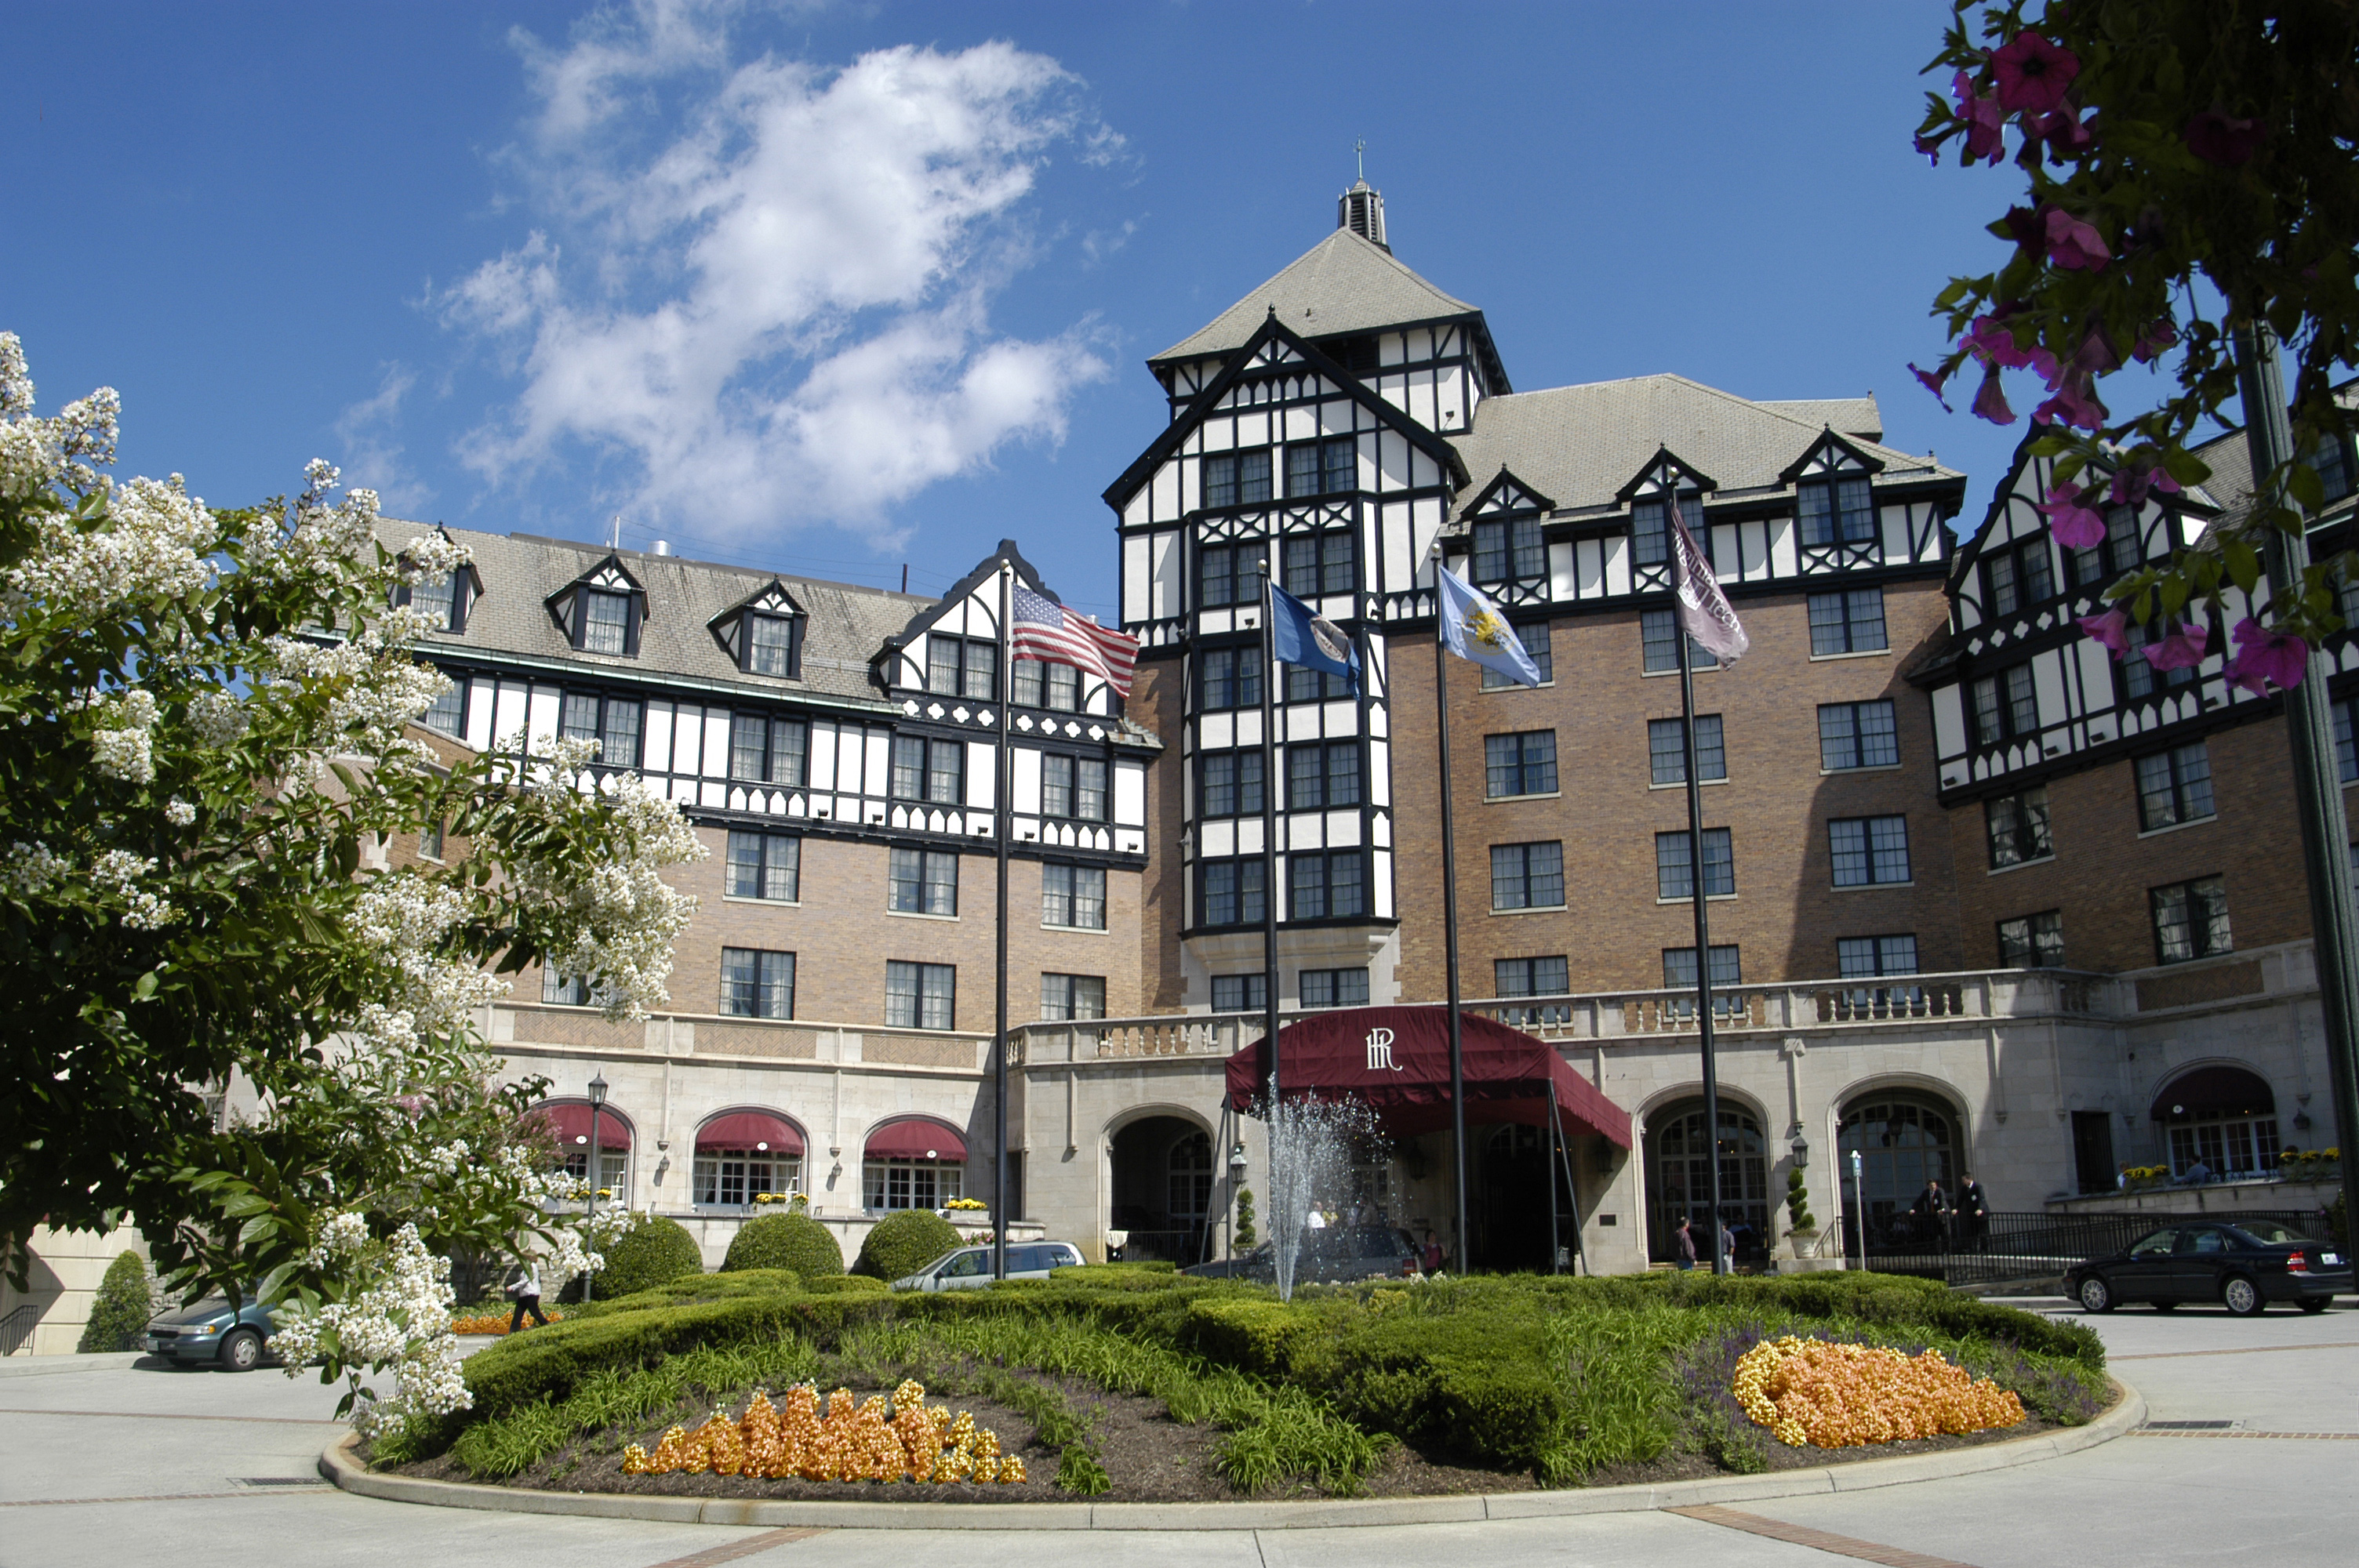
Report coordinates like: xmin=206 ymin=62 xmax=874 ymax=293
xmin=1259 ymin=1095 xmax=1380 ymax=1301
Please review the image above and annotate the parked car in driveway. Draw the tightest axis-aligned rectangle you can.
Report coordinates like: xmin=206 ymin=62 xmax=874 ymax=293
xmin=140 ymin=1296 xmax=279 ymax=1370
xmin=892 ymin=1240 xmax=1086 ymax=1290
xmin=1180 ymin=1225 xmax=1419 ymax=1283
xmin=2066 ymin=1220 xmax=2351 ymax=1316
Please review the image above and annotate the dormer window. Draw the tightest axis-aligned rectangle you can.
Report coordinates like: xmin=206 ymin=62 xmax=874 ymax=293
xmin=394 ymin=547 xmax=474 ymax=633
xmin=411 ymin=572 xmax=458 ymax=627
xmin=1799 ymin=477 xmax=1877 ymax=546
xmin=1631 ymin=488 xmax=1706 ymax=567
xmin=548 ymin=558 xmax=646 ymax=657
xmin=709 ymin=581 xmax=805 ymax=678
xmin=1471 ymin=515 xmax=1543 ymax=584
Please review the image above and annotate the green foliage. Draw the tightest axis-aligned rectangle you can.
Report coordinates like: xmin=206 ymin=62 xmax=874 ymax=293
xmin=1181 ymin=1296 xmax=1326 ymax=1377
xmin=852 ymin=1210 xmax=960 ymax=1281
xmin=558 ymin=1269 xmax=800 ymax=1321
xmin=2328 ymin=1189 xmax=2348 ymax=1250
xmin=77 ymin=1250 xmax=152 ymax=1353
xmin=576 ymin=1216 xmax=702 ymax=1301
xmin=1234 ymin=1185 xmax=1257 ymax=1250
xmin=722 ymin=1213 xmax=845 ymax=1278
xmin=1785 ymin=1168 xmax=1816 ymax=1232
xmin=803 ymin=1273 xmax=887 ymax=1295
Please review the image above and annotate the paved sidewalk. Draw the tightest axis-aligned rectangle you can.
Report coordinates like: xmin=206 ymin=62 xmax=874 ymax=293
xmin=2 ymin=1301 xmax=2351 ymax=1568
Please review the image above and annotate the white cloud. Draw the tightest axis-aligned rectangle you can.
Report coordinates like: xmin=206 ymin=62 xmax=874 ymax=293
xmin=335 ymin=363 xmax=436 ymax=515
xmin=449 ymin=3 xmax=1111 ymax=543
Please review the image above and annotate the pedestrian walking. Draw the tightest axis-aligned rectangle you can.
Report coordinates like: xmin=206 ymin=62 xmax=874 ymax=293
xmin=506 ymin=1256 xmax=549 ymax=1333
xmin=1675 ymin=1215 xmax=1697 ymax=1270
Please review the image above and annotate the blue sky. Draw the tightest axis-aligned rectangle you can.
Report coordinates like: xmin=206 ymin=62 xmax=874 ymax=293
xmin=5 ymin=1 xmax=2042 ymax=622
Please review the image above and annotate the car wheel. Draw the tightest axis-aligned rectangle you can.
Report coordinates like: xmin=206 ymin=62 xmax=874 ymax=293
xmin=2297 ymin=1297 xmax=2328 ymax=1315
xmin=2151 ymin=1301 xmax=2178 ymax=1312
xmin=2221 ymin=1276 xmax=2265 ymax=1317
xmin=219 ymin=1328 xmax=264 ymax=1372
xmin=2077 ymin=1275 xmax=2115 ymax=1313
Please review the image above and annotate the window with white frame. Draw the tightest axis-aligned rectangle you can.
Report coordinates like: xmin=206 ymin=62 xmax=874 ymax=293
xmin=719 ymin=948 xmax=794 ymax=1019
xmin=864 ymin=1154 xmax=962 ymax=1211
xmin=1808 ymin=589 xmax=1888 ymax=655
xmin=695 ymin=1146 xmax=799 ymax=1207
xmin=1039 ymin=973 xmax=1106 ymax=1021
xmin=1656 ymin=829 xmax=1734 ymax=899
xmin=889 ymin=848 xmax=958 ymax=916
xmin=884 ymin=960 xmax=956 ymax=1029
xmin=1041 ymin=862 xmax=1107 ymax=930
xmin=725 ymin=830 xmax=801 ymax=901
xmin=1830 ymin=815 xmax=1910 ymax=887
xmin=1299 ymin=967 xmax=1369 ymax=1008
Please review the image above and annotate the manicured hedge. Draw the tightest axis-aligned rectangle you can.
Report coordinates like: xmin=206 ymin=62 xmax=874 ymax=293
xmin=723 ymin=1214 xmax=845 ymax=1278
xmin=78 ymin=1251 xmax=151 ymax=1353
xmin=564 ymin=1215 xmax=704 ymax=1303
xmin=852 ymin=1210 xmax=960 ymax=1281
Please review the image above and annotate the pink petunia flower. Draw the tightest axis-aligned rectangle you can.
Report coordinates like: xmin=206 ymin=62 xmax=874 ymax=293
xmin=2226 ymin=617 xmax=2308 ymax=695
xmin=2144 ymin=621 xmax=2211 ymax=673
xmin=2078 ymin=608 xmax=2131 ymax=655
xmin=2132 ymin=318 xmax=2179 ymax=363
xmin=1910 ymin=362 xmax=1954 ymax=412
xmin=2107 ymin=462 xmax=2183 ymax=509
xmin=1991 ymin=31 xmax=2080 ymax=115
xmin=2032 ymin=106 xmax=2095 ymax=159
xmin=2045 ymin=209 xmax=2110 ymax=271
xmin=2034 ymin=373 xmax=2108 ymax=431
xmin=2071 ymin=322 xmax=2121 ymax=377
xmin=2186 ymin=109 xmax=2266 ymax=167
xmin=1972 ymin=367 xmax=2016 ymax=426
xmin=2037 ymin=485 xmax=2108 ymax=548
xmin=1952 ymin=71 xmax=2008 ymax=164
xmin=1963 ymin=314 xmax=2037 ymax=371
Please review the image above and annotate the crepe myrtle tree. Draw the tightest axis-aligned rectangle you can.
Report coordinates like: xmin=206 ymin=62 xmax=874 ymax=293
xmin=1910 ymin=1 xmax=2359 ymax=680
xmin=0 ymin=332 xmax=704 ymax=1427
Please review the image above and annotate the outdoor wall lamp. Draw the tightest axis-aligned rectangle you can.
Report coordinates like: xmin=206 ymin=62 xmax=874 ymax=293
xmin=1790 ymin=1133 xmax=1810 ymax=1168
xmin=1228 ymin=1142 xmax=1248 ymax=1175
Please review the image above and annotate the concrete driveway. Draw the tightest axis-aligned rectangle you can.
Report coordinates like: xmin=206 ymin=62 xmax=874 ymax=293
xmin=2 ymin=1300 xmax=2352 ymax=1568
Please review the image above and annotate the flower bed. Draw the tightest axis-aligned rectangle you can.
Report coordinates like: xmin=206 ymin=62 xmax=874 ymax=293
xmin=1733 ymin=1336 xmax=2025 ymax=1447
xmin=450 ymin=1310 xmax=565 ymax=1337
xmin=623 ymin=1380 xmax=1024 ymax=1483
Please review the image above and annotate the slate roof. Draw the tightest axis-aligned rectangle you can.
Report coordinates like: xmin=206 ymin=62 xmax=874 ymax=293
xmin=373 ymin=520 xmax=924 ymax=711
xmin=1151 ymin=229 xmax=1484 ymax=366
xmin=1442 ymin=374 xmax=1962 ymax=521
xmin=1755 ymin=396 xmax=1883 ymax=442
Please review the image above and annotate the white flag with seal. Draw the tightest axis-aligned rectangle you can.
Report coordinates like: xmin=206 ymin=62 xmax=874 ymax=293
xmin=1667 ymin=493 xmax=1749 ymax=665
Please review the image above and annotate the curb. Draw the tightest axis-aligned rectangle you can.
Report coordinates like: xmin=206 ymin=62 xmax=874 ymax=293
xmin=0 ymin=1352 xmax=150 ymax=1379
xmin=318 ymin=1374 xmax=2145 ymax=1532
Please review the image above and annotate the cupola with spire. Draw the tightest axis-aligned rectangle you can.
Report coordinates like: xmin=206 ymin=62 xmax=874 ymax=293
xmin=1337 ymin=178 xmax=1387 ymax=252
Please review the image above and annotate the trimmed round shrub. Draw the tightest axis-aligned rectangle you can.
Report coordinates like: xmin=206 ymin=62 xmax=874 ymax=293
xmin=852 ymin=1210 xmax=960 ymax=1281
xmin=573 ymin=1216 xmax=702 ymax=1301
xmin=78 ymin=1250 xmax=152 ymax=1352
xmin=723 ymin=1213 xmax=845 ymax=1278
xmin=805 ymin=1273 xmax=889 ymax=1295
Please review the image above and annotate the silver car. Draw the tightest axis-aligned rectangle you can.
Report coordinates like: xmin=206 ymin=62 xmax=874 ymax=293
xmin=892 ymin=1240 xmax=1085 ymax=1290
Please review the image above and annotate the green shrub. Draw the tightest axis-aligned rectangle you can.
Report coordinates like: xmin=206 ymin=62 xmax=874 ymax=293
xmin=1784 ymin=1168 xmax=1815 ymax=1231
xmin=852 ymin=1210 xmax=960 ymax=1281
xmin=78 ymin=1250 xmax=151 ymax=1353
xmin=1234 ymin=1185 xmax=1257 ymax=1249
xmin=805 ymin=1273 xmax=888 ymax=1295
xmin=570 ymin=1216 xmax=703 ymax=1303
xmin=723 ymin=1213 xmax=845 ymax=1277
xmin=1183 ymin=1297 xmax=1324 ymax=1377
xmin=561 ymin=1269 xmax=801 ymax=1321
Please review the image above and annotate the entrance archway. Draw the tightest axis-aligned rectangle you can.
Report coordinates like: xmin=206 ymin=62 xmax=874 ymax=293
xmin=1837 ymin=1094 xmax=1960 ymax=1248
xmin=1643 ymin=1100 xmax=1768 ymax=1265
xmin=1109 ymin=1114 xmax=1213 ymax=1264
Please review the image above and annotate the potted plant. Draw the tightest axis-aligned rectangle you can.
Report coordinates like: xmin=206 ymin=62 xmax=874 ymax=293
xmin=1783 ymin=1167 xmax=1819 ymax=1255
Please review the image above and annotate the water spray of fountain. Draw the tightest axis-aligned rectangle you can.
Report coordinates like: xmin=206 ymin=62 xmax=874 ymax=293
xmin=1258 ymin=1094 xmax=1381 ymax=1301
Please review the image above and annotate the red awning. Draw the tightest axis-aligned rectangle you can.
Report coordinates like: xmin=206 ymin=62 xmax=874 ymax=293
xmin=865 ymin=1118 xmax=969 ymax=1161
xmin=2150 ymin=1065 xmax=2274 ymax=1122
xmin=530 ymin=1102 xmax=633 ymax=1152
xmin=696 ymin=1111 xmax=806 ymax=1155
xmin=1223 ymin=1006 xmax=1633 ymax=1149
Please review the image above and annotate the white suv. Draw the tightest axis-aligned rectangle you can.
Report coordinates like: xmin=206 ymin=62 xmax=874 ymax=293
xmin=892 ymin=1240 xmax=1085 ymax=1290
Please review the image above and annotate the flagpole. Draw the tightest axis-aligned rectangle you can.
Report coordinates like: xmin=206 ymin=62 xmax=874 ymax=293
xmin=1670 ymin=493 xmax=1728 ymax=1276
xmin=992 ymin=561 xmax=1012 ymax=1281
xmin=1257 ymin=555 xmax=1281 ymax=1120
xmin=1428 ymin=545 xmax=1470 ymax=1276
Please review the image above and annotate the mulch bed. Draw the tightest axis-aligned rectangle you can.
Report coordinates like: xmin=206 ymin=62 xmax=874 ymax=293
xmin=383 ymin=1371 xmax=2104 ymax=1505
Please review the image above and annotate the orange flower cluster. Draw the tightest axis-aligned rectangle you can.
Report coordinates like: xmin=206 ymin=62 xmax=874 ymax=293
xmin=449 ymin=1312 xmax=563 ymax=1336
xmin=620 ymin=1380 xmax=1026 ymax=1484
xmin=1732 ymin=1336 xmax=2025 ymax=1448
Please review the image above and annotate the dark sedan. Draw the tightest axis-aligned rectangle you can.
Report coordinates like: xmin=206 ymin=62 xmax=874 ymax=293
xmin=2066 ymin=1220 xmax=2351 ymax=1316
xmin=1182 ymin=1225 xmax=1419 ymax=1283
xmin=140 ymin=1296 xmax=279 ymax=1370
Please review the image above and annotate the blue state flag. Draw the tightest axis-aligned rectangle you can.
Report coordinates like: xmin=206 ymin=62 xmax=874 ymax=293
xmin=1437 ymin=566 xmax=1543 ymax=688
xmin=1268 ymin=583 xmax=1360 ymax=692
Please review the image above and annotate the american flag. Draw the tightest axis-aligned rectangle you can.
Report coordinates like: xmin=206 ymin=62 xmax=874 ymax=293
xmin=1010 ymin=585 xmax=1140 ymax=699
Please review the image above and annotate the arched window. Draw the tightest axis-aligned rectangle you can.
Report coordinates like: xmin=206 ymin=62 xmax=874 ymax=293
xmin=692 ymin=1111 xmax=805 ymax=1207
xmin=1168 ymin=1132 xmax=1213 ymax=1225
xmin=526 ymin=1102 xmax=633 ymax=1198
xmin=862 ymin=1119 xmax=968 ymax=1212
xmin=2151 ymin=1067 xmax=2277 ymax=1179
xmin=1645 ymin=1102 xmax=1768 ymax=1262
xmin=1838 ymin=1096 xmax=1958 ymax=1244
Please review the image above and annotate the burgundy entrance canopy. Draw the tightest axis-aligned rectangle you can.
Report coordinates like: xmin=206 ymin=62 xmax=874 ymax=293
xmin=696 ymin=1111 xmax=806 ymax=1155
xmin=866 ymin=1118 xmax=969 ymax=1161
xmin=2150 ymin=1065 xmax=2274 ymax=1122
xmin=1223 ymin=1006 xmax=1632 ymax=1149
xmin=530 ymin=1102 xmax=633 ymax=1152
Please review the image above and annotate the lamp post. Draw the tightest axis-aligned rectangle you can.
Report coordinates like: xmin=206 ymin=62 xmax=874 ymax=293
xmin=586 ymin=1073 xmax=608 ymax=1305
xmin=1848 ymin=1146 xmax=1865 ymax=1275
xmin=1227 ymin=1142 xmax=1248 ymax=1262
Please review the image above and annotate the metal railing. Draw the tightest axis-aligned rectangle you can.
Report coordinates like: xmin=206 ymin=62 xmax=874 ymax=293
xmin=1 ymin=1303 xmax=41 ymax=1357
xmin=1843 ymin=1207 xmax=2336 ymax=1287
xmin=1111 ymin=1228 xmax=1213 ymax=1266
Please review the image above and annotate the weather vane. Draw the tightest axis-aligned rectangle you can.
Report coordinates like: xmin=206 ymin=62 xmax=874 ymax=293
xmin=1354 ymin=138 xmax=1366 ymax=181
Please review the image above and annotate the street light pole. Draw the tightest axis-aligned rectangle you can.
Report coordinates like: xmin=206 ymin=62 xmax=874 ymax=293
xmin=586 ymin=1072 xmax=608 ymax=1305
xmin=1227 ymin=1142 xmax=1247 ymax=1263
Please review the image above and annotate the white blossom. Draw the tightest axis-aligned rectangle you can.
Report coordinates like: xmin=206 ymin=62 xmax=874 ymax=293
xmin=91 ymin=688 xmax=159 ymax=784
xmin=91 ymin=848 xmax=174 ymax=928
xmin=2 ymin=471 xmax=216 ymax=619
xmin=0 ymin=840 xmax=66 ymax=898
xmin=343 ymin=873 xmax=510 ymax=1051
xmin=271 ymin=1223 xmax=469 ymax=1436
xmin=164 ymin=797 xmax=197 ymax=826
xmin=187 ymin=688 xmax=250 ymax=746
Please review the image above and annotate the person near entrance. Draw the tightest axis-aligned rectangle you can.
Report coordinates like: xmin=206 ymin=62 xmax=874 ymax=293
xmin=1910 ymin=1179 xmax=1953 ymax=1247
xmin=505 ymin=1256 xmax=548 ymax=1333
xmin=1675 ymin=1215 xmax=1697 ymax=1269
xmin=1420 ymin=1229 xmax=1444 ymax=1276
xmin=1957 ymin=1178 xmax=1990 ymax=1252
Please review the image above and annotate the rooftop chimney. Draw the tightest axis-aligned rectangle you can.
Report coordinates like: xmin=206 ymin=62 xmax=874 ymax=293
xmin=652 ymin=540 xmax=671 ymax=557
